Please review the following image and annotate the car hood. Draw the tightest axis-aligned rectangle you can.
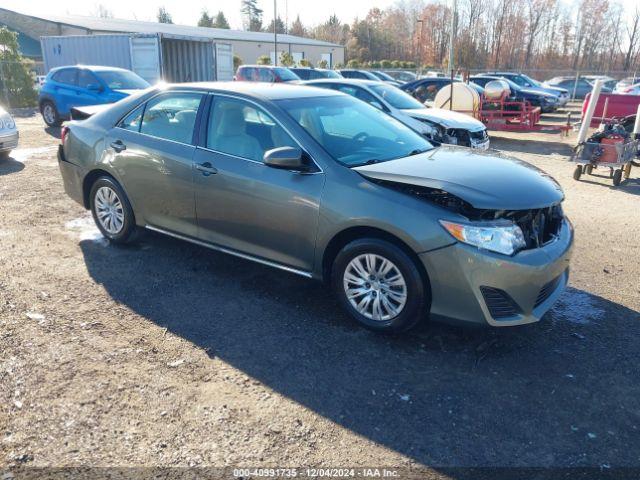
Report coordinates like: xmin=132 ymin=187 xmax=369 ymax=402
xmin=520 ymin=87 xmax=557 ymax=98
xmin=403 ymin=108 xmax=485 ymax=131
xmin=353 ymin=146 xmax=564 ymax=210
xmin=543 ymin=85 xmax=568 ymax=95
xmin=112 ymin=89 xmax=142 ymax=96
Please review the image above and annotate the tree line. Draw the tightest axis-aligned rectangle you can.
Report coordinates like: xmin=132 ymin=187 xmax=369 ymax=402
xmin=114 ymin=0 xmax=640 ymax=74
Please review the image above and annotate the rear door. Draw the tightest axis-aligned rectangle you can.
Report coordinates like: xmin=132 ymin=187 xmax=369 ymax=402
xmin=105 ymin=91 xmax=205 ymax=236
xmin=50 ymin=68 xmax=78 ymax=116
xmin=192 ymin=94 xmax=324 ymax=271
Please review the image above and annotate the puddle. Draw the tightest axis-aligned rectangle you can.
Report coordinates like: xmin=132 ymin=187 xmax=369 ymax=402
xmin=11 ymin=146 xmax=57 ymax=163
xmin=551 ymin=288 xmax=605 ymax=324
xmin=65 ymin=214 xmax=109 ymax=246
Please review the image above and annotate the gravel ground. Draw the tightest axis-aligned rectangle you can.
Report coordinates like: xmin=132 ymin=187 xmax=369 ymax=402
xmin=1 ymin=106 xmax=639 ymax=477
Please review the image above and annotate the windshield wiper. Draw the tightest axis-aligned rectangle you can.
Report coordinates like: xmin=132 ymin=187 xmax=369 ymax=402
xmin=353 ymin=159 xmax=382 ymax=167
xmin=408 ymin=149 xmax=429 ymax=156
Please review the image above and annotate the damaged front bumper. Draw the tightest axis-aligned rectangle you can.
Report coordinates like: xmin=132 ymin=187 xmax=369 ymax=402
xmin=420 ymin=218 xmax=573 ymax=327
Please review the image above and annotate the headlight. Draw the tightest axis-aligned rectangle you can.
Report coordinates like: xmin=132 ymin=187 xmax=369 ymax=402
xmin=440 ymin=220 xmax=526 ymax=256
xmin=0 ymin=115 xmax=15 ymax=129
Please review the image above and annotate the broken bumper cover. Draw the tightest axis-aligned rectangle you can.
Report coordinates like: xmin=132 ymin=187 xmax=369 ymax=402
xmin=420 ymin=218 xmax=573 ymax=327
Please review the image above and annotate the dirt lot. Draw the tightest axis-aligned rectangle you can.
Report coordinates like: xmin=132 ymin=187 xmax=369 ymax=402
xmin=1 ymin=106 xmax=639 ymax=477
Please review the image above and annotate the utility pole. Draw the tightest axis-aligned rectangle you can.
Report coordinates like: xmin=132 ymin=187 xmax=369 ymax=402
xmin=274 ymin=0 xmax=278 ymax=66
xmin=416 ymin=19 xmax=424 ymax=74
xmin=448 ymin=0 xmax=457 ymax=73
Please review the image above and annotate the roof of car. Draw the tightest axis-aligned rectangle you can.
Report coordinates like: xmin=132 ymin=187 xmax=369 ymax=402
xmin=169 ymin=81 xmax=344 ymax=100
xmin=304 ymin=78 xmax=380 ymax=87
xmin=50 ymin=65 xmax=131 ymax=72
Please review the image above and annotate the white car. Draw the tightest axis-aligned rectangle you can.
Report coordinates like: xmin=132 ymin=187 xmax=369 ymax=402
xmin=614 ymin=77 xmax=638 ymax=94
xmin=0 ymin=106 xmax=18 ymax=160
xmin=305 ymin=79 xmax=489 ymax=149
xmin=615 ymin=82 xmax=640 ymax=95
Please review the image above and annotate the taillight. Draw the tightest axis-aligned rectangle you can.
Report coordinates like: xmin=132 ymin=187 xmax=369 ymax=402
xmin=61 ymin=126 xmax=69 ymax=145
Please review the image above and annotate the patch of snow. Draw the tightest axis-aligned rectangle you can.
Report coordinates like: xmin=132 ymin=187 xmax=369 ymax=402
xmin=65 ymin=214 xmax=108 ymax=246
xmin=551 ymin=288 xmax=605 ymax=325
xmin=11 ymin=146 xmax=57 ymax=163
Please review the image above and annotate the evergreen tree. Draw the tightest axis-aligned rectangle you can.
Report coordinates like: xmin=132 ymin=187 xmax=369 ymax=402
xmin=197 ymin=10 xmax=213 ymax=27
xmin=157 ymin=7 xmax=173 ymax=24
xmin=213 ymin=11 xmax=230 ymax=29
xmin=241 ymin=0 xmax=263 ymax=31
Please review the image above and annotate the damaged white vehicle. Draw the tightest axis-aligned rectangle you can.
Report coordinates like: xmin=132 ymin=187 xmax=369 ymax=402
xmin=305 ymin=79 xmax=490 ymax=150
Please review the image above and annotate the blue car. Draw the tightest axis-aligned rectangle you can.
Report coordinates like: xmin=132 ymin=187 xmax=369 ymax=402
xmin=39 ymin=66 xmax=150 ymax=127
xmin=484 ymin=72 xmax=569 ymax=106
xmin=470 ymin=75 xmax=560 ymax=112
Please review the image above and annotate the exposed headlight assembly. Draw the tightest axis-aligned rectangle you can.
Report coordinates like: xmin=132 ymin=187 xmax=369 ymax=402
xmin=440 ymin=220 xmax=526 ymax=256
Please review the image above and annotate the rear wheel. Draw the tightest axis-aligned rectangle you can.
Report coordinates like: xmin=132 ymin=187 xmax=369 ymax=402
xmin=573 ymin=165 xmax=582 ymax=181
xmin=585 ymin=164 xmax=593 ymax=175
xmin=331 ymin=238 xmax=427 ymax=333
xmin=612 ymin=169 xmax=623 ymax=187
xmin=89 ymin=177 xmax=138 ymax=244
xmin=41 ymin=101 xmax=61 ymax=127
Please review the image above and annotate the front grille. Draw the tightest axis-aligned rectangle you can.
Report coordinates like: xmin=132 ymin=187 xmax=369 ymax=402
xmin=534 ymin=274 xmax=563 ymax=308
xmin=511 ymin=204 xmax=564 ymax=250
xmin=480 ymin=286 xmax=521 ymax=319
xmin=469 ymin=129 xmax=489 ymax=142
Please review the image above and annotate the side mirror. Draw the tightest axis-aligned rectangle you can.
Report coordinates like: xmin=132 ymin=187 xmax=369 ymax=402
xmin=263 ymin=146 xmax=305 ymax=170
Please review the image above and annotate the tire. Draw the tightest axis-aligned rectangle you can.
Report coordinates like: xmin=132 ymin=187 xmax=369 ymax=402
xmin=612 ymin=169 xmax=623 ymax=187
xmin=0 ymin=151 xmax=9 ymax=161
xmin=41 ymin=100 xmax=61 ymax=127
xmin=573 ymin=165 xmax=582 ymax=181
xmin=585 ymin=164 xmax=593 ymax=175
xmin=331 ymin=238 xmax=428 ymax=333
xmin=89 ymin=176 xmax=138 ymax=244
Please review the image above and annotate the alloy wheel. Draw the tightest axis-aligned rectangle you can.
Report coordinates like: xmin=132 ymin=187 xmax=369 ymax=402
xmin=94 ymin=186 xmax=125 ymax=235
xmin=343 ymin=253 xmax=408 ymax=321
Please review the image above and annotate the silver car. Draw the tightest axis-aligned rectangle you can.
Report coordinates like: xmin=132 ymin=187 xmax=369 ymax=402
xmin=306 ymin=79 xmax=490 ymax=149
xmin=58 ymin=83 xmax=572 ymax=332
xmin=0 ymin=106 xmax=18 ymax=160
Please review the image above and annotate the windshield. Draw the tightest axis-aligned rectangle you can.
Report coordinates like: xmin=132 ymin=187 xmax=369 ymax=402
xmin=321 ymin=70 xmax=342 ymax=79
xmin=277 ymin=95 xmax=433 ymax=167
xmin=370 ymin=83 xmax=424 ymax=110
xmin=521 ymin=74 xmax=542 ymax=87
xmin=275 ymin=68 xmax=300 ymax=81
xmin=373 ymin=71 xmax=395 ymax=81
xmin=94 ymin=70 xmax=150 ymax=90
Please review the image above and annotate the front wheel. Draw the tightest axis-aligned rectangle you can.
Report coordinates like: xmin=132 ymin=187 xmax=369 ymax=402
xmin=573 ymin=165 xmax=582 ymax=181
xmin=612 ymin=169 xmax=623 ymax=187
xmin=0 ymin=151 xmax=10 ymax=161
xmin=89 ymin=177 xmax=138 ymax=244
xmin=331 ymin=239 xmax=428 ymax=333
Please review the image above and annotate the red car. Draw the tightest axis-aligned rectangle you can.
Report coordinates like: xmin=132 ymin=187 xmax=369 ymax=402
xmin=582 ymin=92 xmax=640 ymax=127
xmin=234 ymin=65 xmax=301 ymax=83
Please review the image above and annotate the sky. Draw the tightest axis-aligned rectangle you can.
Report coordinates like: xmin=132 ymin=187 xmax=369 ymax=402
xmin=0 ymin=0 xmax=400 ymax=30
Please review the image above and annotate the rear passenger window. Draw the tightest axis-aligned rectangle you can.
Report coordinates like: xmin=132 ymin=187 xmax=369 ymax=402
xmin=118 ymin=104 xmax=145 ymax=132
xmin=258 ymin=69 xmax=273 ymax=82
xmin=53 ymin=69 xmax=77 ymax=85
xmin=140 ymin=93 xmax=203 ymax=144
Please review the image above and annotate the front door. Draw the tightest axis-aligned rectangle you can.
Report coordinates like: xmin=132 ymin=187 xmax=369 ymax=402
xmin=106 ymin=91 xmax=205 ymax=237
xmin=193 ymin=95 xmax=325 ymax=272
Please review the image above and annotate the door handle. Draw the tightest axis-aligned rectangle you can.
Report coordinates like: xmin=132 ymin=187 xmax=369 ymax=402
xmin=195 ymin=162 xmax=218 ymax=176
xmin=110 ymin=140 xmax=126 ymax=153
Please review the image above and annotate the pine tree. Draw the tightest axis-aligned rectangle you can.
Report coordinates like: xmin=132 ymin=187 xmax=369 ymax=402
xmin=157 ymin=7 xmax=173 ymax=24
xmin=197 ymin=10 xmax=213 ymax=27
xmin=213 ymin=11 xmax=230 ymax=29
xmin=241 ymin=0 xmax=263 ymax=31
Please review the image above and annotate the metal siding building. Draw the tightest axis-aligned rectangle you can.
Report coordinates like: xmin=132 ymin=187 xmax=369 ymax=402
xmin=0 ymin=7 xmax=345 ymax=79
